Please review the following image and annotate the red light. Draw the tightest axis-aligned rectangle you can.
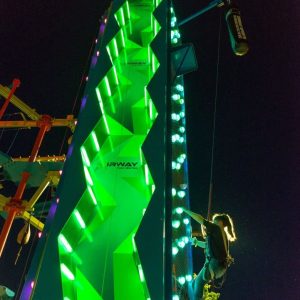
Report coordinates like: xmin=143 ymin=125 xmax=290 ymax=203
xmin=38 ymin=232 xmax=42 ymax=238
xmin=31 ymin=281 xmax=35 ymax=289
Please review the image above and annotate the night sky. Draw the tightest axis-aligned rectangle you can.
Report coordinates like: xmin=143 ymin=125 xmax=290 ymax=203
xmin=0 ymin=1 xmax=299 ymax=299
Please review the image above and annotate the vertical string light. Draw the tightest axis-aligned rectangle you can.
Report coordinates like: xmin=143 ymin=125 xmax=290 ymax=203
xmin=170 ymin=5 xmax=193 ymax=295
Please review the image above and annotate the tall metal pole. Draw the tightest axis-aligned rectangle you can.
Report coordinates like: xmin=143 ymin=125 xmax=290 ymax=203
xmin=165 ymin=0 xmax=172 ymax=299
xmin=0 ymin=210 xmax=17 ymax=257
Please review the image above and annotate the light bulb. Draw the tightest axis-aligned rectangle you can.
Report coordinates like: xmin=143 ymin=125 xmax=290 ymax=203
xmin=178 ymin=276 xmax=186 ymax=285
xmin=172 ymin=220 xmax=180 ymax=229
xmin=172 ymin=246 xmax=179 ymax=255
xmin=175 ymin=207 xmax=183 ymax=214
xmin=183 ymin=218 xmax=190 ymax=225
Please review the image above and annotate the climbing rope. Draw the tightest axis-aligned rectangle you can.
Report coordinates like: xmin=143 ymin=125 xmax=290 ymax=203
xmin=6 ymin=128 xmax=20 ymax=154
xmin=207 ymin=11 xmax=222 ymax=221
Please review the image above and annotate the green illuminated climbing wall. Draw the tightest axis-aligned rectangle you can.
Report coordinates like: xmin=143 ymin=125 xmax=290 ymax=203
xmin=58 ymin=1 xmax=162 ymax=299
xmin=20 ymin=1 xmax=168 ymax=299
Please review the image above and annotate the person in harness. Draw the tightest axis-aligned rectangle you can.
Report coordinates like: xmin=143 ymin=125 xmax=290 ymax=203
xmin=182 ymin=209 xmax=237 ymax=300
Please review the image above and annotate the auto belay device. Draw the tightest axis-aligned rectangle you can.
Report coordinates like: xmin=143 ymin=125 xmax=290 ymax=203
xmin=225 ymin=1 xmax=249 ymax=56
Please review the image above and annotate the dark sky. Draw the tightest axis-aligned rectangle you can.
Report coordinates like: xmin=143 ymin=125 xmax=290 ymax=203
xmin=0 ymin=1 xmax=299 ymax=299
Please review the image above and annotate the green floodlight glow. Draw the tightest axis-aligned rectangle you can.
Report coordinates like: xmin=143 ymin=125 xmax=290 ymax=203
xmin=138 ymin=264 xmax=145 ymax=282
xmin=103 ymin=114 xmax=110 ymax=135
xmin=151 ymin=53 xmax=156 ymax=73
xmin=104 ymin=76 xmax=112 ymax=96
xmin=113 ymin=38 xmax=119 ymax=57
xmin=87 ymin=185 xmax=97 ymax=205
xmin=120 ymin=28 xmax=126 ymax=47
xmin=132 ymin=235 xmax=137 ymax=253
xmin=91 ymin=131 xmax=100 ymax=151
xmin=139 ymin=148 xmax=143 ymax=164
xmin=74 ymin=209 xmax=86 ymax=229
xmin=95 ymin=89 xmax=111 ymax=135
xmin=106 ymin=45 xmax=113 ymax=62
xmin=64 ymin=297 xmax=71 ymax=300
xmin=96 ymin=87 xmax=104 ymax=113
xmin=149 ymin=100 xmax=153 ymax=120
xmin=80 ymin=146 xmax=91 ymax=167
xmin=58 ymin=234 xmax=73 ymax=253
xmin=144 ymin=86 xmax=148 ymax=106
xmin=151 ymin=14 xmax=153 ymax=31
xmin=144 ymin=164 xmax=150 ymax=185
xmin=126 ymin=1 xmax=130 ymax=19
xmin=120 ymin=7 xmax=125 ymax=26
xmin=173 ymin=295 xmax=180 ymax=300
xmin=113 ymin=66 xmax=119 ymax=85
xmin=152 ymin=184 xmax=155 ymax=193
xmin=60 ymin=263 xmax=75 ymax=281
xmin=154 ymin=18 xmax=158 ymax=35
xmin=84 ymin=166 xmax=93 ymax=186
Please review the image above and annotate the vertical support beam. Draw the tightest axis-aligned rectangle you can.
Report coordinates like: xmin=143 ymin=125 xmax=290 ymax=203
xmin=165 ymin=0 xmax=172 ymax=299
xmin=29 ymin=116 xmax=52 ymax=162
xmin=15 ymin=172 xmax=31 ymax=200
xmin=0 ymin=209 xmax=17 ymax=257
xmin=0 ymin=78 xmax=21 ymax=120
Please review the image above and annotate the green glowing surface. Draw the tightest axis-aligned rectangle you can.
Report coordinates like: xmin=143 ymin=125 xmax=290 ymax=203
xmin=58 ymin=1 xmax=161 ymax=299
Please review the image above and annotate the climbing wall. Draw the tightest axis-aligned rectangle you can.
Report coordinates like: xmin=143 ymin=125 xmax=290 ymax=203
xmin=20 ymin=1 xmax=168 ymax=299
